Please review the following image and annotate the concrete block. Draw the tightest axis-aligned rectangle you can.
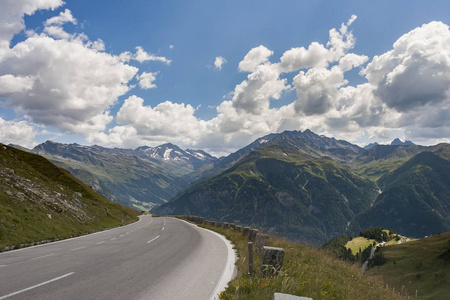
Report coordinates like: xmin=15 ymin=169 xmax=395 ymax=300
xmin=255 ymin=233 xmax=269 ymax=254
xmin=273 ymin=293 xmax=313 ymax=300
xmin=260 ymin=246 xmax=285 ymax=278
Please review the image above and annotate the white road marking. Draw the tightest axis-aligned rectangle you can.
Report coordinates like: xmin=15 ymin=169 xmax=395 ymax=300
xmin=119 ymin=234 xmax=124 ymax=237
xmin=147 ymin=235 xmax=160 ymax=244
xmin=96 ymin=241 xmax=105 ymax=245
xmin=110 ymin=238 xmax=117 ymax=241
xmin=0 ymin=265 xmax=5 ymax=268
xmin=30 ymin=254 xmax=55 ymax=261
xmin=162 ymin=227 xmax=165 ymax=231
xmin=71 ymin=247 xmax=85 ymax=251
xmin=0 ymin=272 xmax=75 ymax=299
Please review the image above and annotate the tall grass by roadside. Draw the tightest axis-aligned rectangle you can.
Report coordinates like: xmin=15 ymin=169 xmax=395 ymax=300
xmin=202 ymin=225 xmax=407 ymax=300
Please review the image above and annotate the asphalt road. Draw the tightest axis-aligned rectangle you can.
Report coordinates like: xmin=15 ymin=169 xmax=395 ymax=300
xmin=0 ymin=215 xmax=235 ymax=300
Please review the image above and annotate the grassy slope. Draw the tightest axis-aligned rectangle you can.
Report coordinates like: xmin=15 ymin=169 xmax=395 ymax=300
xmin=0 ymin=144 xmax=140 ymax=249
xmin=199 ymin=224 xmax=405 ymax=300
xmin=366 ymin=232 xmax=450 ymax=299
xmin=346 ymin=237 xmax=377 ymax=254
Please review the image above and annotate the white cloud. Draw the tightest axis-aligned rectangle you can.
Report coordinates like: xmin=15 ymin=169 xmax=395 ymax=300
xmin=214 ymin=56 xmax=227 ymax=70
xmin=0 ymin=117 xmax=36 ymax=147
xmin=278 ymin=42 xmax=329 ymax=72
xmin=364 ymin=21 xmax=450 ymax=112
xmin=0 ymin=6 xmax=138 ymax=135
xmin=137 ymin=71 xmax=159 ymax=89
xmin=0 ymin=74 xmax=34 ymax=96
xmin=231 ymin=63 xmax=289 ymax=114
xmin=88 ymin=39 xmax=105 ymax=51
xmin=238 ymin=45 xmax=273 ymax=72
xmin=293 ymin=66 xmax=347 ymax=115
xmin=133 ymin=46 xmax=171 ymax=64
xmin=88 ymin=96 xmax=208 ymax=148
xmin=44 ymin=8 xmax=77 ymax=26
xmin=0 ymin=0 xmax=63 ymax=51
xmin=338 ymin=53 xmax=369 ymax=71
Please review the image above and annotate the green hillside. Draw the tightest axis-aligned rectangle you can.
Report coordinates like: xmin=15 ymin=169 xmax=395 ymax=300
xmin=353 ymin=151 xmax=450 ymax=237
xmin=156 ymin=143 xmax=378 ymax=244
xmin=366 ymin=231 xmax=450 ymax=299
xmin=0 ymin=144 xmax=139 ymax=250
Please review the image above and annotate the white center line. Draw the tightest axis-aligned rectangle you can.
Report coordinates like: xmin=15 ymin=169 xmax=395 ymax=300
xmin=96 ymin=241 xmax=105 ymax=245
xmin=147 ymin=235 xmax=160 ymax=244
xmin=30 ymin=253 xmax=55 ymax=261
xmin=0 ymin=272 xmax=75 ymax=299
xmin=71 ymin=246 xmax=85 ymax=251
xmin=119 ymin=234 xmax=124 ymax=237
xmin=110 ymin=238 xmax=117 ymax=241
xmin=162 ymin=227 xmax=165 ymax=231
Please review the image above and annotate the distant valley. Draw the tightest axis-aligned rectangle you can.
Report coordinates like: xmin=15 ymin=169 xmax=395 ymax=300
xmin=22 ymin=129 xmax=450 ymax=245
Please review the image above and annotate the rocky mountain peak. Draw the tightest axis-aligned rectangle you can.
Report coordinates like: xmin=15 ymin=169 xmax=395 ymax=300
xmin=390 ymin=138 xmax=415 ymax=146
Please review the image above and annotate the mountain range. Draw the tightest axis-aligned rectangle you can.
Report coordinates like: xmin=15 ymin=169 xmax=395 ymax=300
xmin=26 ymin=130 xmax=450 ymax=244
xmin=32 ymin=141 xmax=216 ymax=210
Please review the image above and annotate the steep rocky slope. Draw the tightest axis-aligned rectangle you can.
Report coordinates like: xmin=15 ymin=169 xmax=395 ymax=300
xmin=0 ymin=144 xmax=139 ymax=250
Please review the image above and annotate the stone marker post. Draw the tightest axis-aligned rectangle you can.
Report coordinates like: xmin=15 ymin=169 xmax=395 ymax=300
xmin=248 ymin=229 xmax=259 ymax=243
xmin=248 ymin=242 xmax=254 ymax=277
xmin=255 ymin=233 xmax=269 ymax=254
xmin=242 ymin=227 xmax=250 ymax=237
xmin=260 ymin=246 xmax=285 ymax=278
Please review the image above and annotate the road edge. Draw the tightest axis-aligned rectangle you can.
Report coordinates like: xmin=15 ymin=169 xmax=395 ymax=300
xmin=175 ymin=218 xmax=237 ymax=300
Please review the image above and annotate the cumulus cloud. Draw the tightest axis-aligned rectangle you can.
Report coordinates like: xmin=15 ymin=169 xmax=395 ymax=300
xmin=137 ymin=72 xmax=159 ymax=89
xmin=0 ymin=117 xmax=36 ymax=147
xmin=133 ymin=46 xmax=172 ymax=64
xmin=0 ymin=74 xmax=34 ymax=96
xmin=364 ymin=21 xmax=450 ymax=112
xmin=238 ymin=45 xmax=273 ymax=72
xmin=88 ymin=96 xmax=207 ymax=147
xmin=0 ymin=34 xmax=138 ymax=133
xmin=293 ymin=66 xmax=347 ymax=115
xmin=0 ymin=0 xmax=63 ymax=51
xmin=0 ymin=2 xmax=139 ymax=136
xmin=214 ymin=56 xmax=227 ymax=70
xmin=44 ymin=8 xmax=77 ymax=26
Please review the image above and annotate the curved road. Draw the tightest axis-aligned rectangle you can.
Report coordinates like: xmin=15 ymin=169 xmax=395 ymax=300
xmin=0 ymin=215 xmax=235 ymax=299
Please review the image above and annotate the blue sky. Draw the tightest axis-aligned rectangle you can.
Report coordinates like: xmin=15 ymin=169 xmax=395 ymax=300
xmin=1 ymin=0 xmax=450 ymax=155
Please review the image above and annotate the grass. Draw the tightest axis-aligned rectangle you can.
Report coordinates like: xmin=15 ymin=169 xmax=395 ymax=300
xmin=346 ymin=237 xmax=377 ymax=254
xmin=201 ymin=224 xmax=406 ymax=300
xmin=366 ymin=232 xmax=450 ymax=300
